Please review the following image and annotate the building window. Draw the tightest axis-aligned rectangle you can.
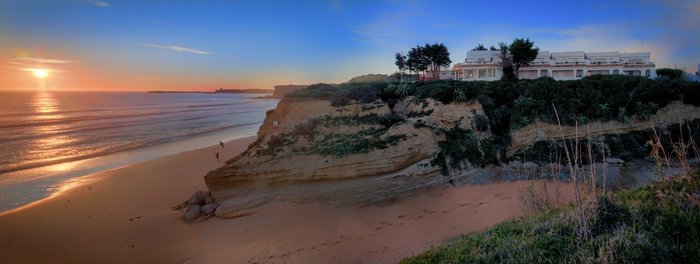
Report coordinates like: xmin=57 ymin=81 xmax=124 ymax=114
xmin=613 ymin=69 xmax=620 ymax=74
xmin=552 ymin=70 xmax=574 ymax=78
xmin=478 ymin=69 xmax=487 ymax=78
xmin=540 ymin=70 xmax=549 ymax=77
xmin=645 ymin=70 xmax=651 ymax=77
xmin=624 ymin=70 xmax=641 ymax=76
xmin=576 ymin=69 xmax=584 ymax=78
xmin=465 ymin=70 xmax=474 ymax=79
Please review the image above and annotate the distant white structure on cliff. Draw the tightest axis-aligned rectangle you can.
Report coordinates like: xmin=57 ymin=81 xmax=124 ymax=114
xmin=424 ymin=50 xmax=656 ymax=81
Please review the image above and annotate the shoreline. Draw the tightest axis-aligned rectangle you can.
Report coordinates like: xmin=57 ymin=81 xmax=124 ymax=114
xmin=0 ymin=121 xmax=264 ymax=212
xmin=0 ymin=136 xmax=574 ymax=263
xmin=0 ymin=136 xmax=256 ymax=217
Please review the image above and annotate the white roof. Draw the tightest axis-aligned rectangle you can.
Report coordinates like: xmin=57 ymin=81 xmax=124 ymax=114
xmin=586 ymin=51 xmax=620 ymax=57
xmin=466 ymin=50 xmax=500 ymax=58
xmin=551 ymin=51 xmax=585 ymax=59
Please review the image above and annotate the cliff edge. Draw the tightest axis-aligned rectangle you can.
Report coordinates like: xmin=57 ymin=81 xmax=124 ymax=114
xmin=203 ymin=77 xmax=700 ymax=218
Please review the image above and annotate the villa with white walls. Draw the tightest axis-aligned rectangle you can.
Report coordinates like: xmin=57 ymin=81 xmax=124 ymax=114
xmin=447 ymin=50 xmax=655 ymax=81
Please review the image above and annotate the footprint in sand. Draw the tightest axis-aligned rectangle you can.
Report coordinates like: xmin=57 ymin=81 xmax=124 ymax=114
xmin=422 ymin=209 xmax=438 ymax=215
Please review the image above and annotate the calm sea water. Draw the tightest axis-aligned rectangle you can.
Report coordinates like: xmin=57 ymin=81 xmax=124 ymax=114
xmin=0 ymin=91 xmax=277 ymax=211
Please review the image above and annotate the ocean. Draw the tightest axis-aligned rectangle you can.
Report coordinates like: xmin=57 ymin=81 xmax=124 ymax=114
xmin=0 ymin=91 xmax=278 ymax=211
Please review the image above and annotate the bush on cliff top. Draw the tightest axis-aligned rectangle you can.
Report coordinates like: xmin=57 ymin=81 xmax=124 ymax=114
xmin=400 ymin=170 xmax=700 ymax=263
xmin=287 ymin=75 xmax=700 ymax=169
xmin=287 ymin=82 xmax=387 ymax=106
xmin=291 ymin=75 xmax=699 ymax=129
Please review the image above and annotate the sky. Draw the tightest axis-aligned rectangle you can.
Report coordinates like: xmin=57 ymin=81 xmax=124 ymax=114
xmin=1 ymin=0 xmax=699 ymax=91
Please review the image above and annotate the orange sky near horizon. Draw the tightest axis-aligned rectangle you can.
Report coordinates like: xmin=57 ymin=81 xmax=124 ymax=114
xmin=0 ymin=48 xmax=337 ymax=92
xmin=0 ymin=52 xmax=292 ymax=92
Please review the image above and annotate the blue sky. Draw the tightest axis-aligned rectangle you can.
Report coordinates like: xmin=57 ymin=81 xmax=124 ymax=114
xmin=1 ymin=0 xmax=698 ymax=90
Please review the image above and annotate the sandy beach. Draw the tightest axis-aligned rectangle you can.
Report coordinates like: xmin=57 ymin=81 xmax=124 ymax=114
xmin=0 ymin=136 xmax=573 ymax=264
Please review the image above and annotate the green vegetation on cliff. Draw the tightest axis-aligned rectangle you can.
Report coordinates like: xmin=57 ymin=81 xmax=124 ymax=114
xmin=513 ymin=119 xmax=700 ymax=164
xmin=400 ymin=171 xmax=700 ymax=263
xmin=287 ymin=75 xmax=700 ymax=173
xmin=291 ymin=75 xmax=700 ymax=128
xmin=282 ymin=113 xmax=407 ymax=157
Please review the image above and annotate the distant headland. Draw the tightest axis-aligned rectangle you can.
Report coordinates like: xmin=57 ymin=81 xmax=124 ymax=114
xmin=147 ymin=88 xmax=273 ymax=94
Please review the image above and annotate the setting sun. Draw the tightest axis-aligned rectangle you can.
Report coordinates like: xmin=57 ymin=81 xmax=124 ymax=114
xmin=32 ymin=69 xmax=49 ymax=79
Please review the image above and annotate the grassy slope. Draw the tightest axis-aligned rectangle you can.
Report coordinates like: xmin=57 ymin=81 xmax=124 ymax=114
xmin=400 ymin=171 xmax=700 ymax=263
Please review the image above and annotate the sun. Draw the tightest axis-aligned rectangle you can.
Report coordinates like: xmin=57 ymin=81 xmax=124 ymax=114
xmin=32 ymin=69 xmax=49 ymax=79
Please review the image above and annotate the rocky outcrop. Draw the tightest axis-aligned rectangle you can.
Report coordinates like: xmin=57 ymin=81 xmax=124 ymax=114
xmin=176 ymin=190 xmax=217 ymax=222
xmin=203 ymin=93 xmax=700 ymax=218
xmin=204 ymin=97 xmax=450 ymax=218
xmin=393 ymin=97 xmax=487 ymax=132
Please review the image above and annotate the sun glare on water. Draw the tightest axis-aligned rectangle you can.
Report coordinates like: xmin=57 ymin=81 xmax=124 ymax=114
xmin=32 ymin=69 xmax=49 ymax=79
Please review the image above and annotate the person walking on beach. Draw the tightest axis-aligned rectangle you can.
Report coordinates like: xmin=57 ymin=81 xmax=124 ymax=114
xmin=219 ymin=141 xmax=224 ymax=149
xmin=215 ymin=152 xmax=220 ymax=162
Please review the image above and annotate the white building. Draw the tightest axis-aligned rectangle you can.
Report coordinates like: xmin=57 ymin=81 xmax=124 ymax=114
xmin=452 ymin=50 xmax=656 ymax=81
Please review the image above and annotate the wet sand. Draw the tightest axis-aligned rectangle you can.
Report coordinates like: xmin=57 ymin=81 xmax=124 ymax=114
xmin=0 ymin=136 xmax=574 ymax=263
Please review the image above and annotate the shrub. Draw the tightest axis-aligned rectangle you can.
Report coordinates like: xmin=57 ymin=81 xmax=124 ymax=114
xmin=293 ymin=120 xmax=317 ymax=137
xmin=413 ymin=80 xmax=483 ymax=104
xmin=511 ymin=140 xmax=564 ymax=164
xmin=310 ymin=128 xmax=406 ymax=156
xmin=406 ymin=109 xmax=434 ymax=118
xmin=255 ymin=134 xmax=293 ymax=156
xmin=400 ymin=171 xmax=700 ymax=263
xmin=288 ymin=82 xmax=389 ymax=107
xmin=349 ymin=86 xmax=380 ymax=103
xmin=431 ymin=127 xmax=496 ymax=174
xmin=377 ymin=113 xmax=404 ymax=127
xmin=656 ymin=68 xmax=684 ymax=79
xmin=317 ymin=113 xmax=403 ymax=128
xmin=473 ymin=114 xmax=489 ymax=132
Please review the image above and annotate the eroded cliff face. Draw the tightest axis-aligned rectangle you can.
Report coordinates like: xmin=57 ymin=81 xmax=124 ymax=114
xmin=393 ymin=97 xmax=487 ymax=131
xmin=204 ymin=97 xmax=488 ymax=218
xmin=510 ymin=102 xmax=700 ymax=153
xmin=203 ymin=95 xmax=700 ymax=218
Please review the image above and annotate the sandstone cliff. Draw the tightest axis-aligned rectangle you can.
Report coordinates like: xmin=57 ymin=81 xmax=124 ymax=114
xmin=204 ymin=96 xmax=489 ymax=217
xmin=204 ymin=94 xmax=700 ymax=218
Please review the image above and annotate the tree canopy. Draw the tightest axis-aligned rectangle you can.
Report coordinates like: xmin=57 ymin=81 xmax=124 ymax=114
xmin=402 ymin=43 xmax=451 ymax=80
xmin=394 ymin=52 xmax=406 ymax=72
xmin=498 ymin=42 xmax=515 ymax=81
xmin=424 ymin=43 xmax=452 ymax=79
xmin=407 ymin=45 xmax=429 ymax=77
xmin=656 ymin=68 xmax=684 ymax=80
xmin=472 ymin=44 xmax=487 ymax=51
xmin=509 ymin=38 xmax=539 ymax=79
